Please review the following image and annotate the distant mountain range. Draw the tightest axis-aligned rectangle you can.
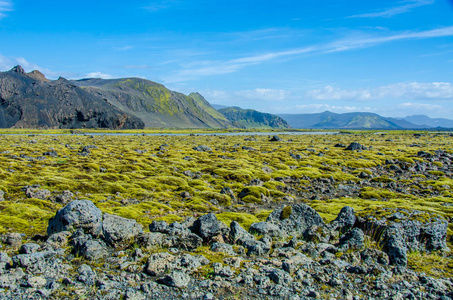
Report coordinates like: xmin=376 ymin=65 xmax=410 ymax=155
xmin=218 ymin=106 xmax=290 ymax=129
xmin=278 ymin=111 xmax=453 ymax=129
xmin=1 ymin=66 xmax=452 ymax=130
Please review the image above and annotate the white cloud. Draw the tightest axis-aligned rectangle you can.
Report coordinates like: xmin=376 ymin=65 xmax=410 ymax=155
xmin=166 ymin=25 xmax=453 ymax=82
xmin=0 ymin=0 xmax=12 ymax=19
xmin=144 ymin=0 xmax=181 ymax=12
xmin=348 ymin=0 xmax=434 ymax=18
xmin=398 ymin=102 xmax=443 ymax=110
xmin=235 ymin=89 xmax=290 ymax=101
xmin=306 ymin=82 xmax=453 ymax=101
xmin=293 ymin=104 xmax=374 ymax=113
xmin=85 ymin=72 xmax=114 ymax=79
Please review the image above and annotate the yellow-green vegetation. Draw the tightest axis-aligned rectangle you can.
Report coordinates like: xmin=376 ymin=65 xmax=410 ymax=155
xmin=0 ymin=129 xmax=451 ymax=255
xmin=407 ymin=250 xmax=453 ymax=278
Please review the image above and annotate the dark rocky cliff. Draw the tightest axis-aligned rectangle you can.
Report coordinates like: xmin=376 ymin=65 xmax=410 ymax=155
xmin=0 ymin=66 xmax=144 ymax=129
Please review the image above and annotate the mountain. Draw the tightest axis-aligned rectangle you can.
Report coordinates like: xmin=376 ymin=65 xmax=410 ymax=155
xmin=278 ymin=111 xmax=425 ymax=129
xmin=402 ymin=115 xmax=453 ymax=128
xmin=218 ymin=106 xmax=291 ymax=129
xmin=0 ymin=66 xmax=144 ymax=129
xmin=211 ymin=104 xmax=229 ymax=110
xmin=75 ymin=78 xmax=230 ymax=128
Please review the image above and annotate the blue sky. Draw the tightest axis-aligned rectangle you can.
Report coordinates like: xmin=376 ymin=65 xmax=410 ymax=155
xmin=1 ymin=0 xmax=453 ymax=118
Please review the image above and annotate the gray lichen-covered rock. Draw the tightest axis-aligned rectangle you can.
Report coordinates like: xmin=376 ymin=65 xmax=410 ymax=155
xmin=47 ymin=200 xmax=103 ymax=236
xmin=337 ymin=228 xmax=365 ymax=252
xmin=356 ymin=208 xmax=448 ymax=259
xmin=145 ymin=252 xmax=175 ymax=276
xmin=211 ymin=242 xmax=235 ymax=256
xmin=249 ymin=222 xmax=286 ymax=239
xmin=382 ymin=225 xmax=408 ymax=267
xmin=157 ymin=270 xmax=190 ymax=288
xmin=192 ymin=213 xmax=222 ymax=241
xmin=25 ymin=187 xmax=51 ymax=199
xmin=330 ymin=206 xmax=356 ymax=233
xmin=266 ymin=204 xmax=325 ymax=238
xmin=51 ymin=190 xmax=74 ymax=204
xmin=102 ymin=213 xmax=144 ymax=248
xmin=345 ymin=142 xmax=366 ymax=151
xmin=193 ymin=145 xmax=213 ymax=152
xmin=19 ymin=243 xmax=41 ymax=254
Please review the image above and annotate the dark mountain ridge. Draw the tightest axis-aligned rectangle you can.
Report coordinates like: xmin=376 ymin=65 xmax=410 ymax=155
xmin=0 ymin=66 xmax=144 ymax=129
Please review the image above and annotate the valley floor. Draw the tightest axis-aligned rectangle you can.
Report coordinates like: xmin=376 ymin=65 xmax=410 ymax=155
xmin=0 ymin=130 xmax=452 ymax=299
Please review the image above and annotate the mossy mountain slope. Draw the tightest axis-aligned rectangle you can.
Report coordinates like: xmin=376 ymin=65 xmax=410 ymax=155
xmin=0 ymin=66 xmax=144 ymax=129
xmin=218 ymin=106 xmax=291 ymax=129
xmin=75 ymin=78 xmax=231 ymax=128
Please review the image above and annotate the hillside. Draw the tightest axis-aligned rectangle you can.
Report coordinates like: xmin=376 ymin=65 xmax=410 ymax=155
xmin=403 ymin=115 xmax=453 ymax=128
xmin=75 ymin=78 xmax=230 ymax=128
xmin=218 ymin=106 xmax=291 ymax=129
xmin=279 ymin=111 xmax=425 ymax=129
xmin=0 ymin=66 xmax=144 ymax=129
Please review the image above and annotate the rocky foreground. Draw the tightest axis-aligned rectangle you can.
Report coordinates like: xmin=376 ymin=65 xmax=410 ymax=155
xmin=0 ymin=197 xmax=451 ymax=299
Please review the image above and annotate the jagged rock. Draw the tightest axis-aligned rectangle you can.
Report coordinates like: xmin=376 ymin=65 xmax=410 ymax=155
xmin=266 ymin=204 xmax=325 ymax=238
xmin=382 ymin=225 xmax=407 ymax=266
xmin=267 ymin=268 xmax=293 ymax=286
xmin=47 ymin=200 xmax=103 ymax=236
xmin=157 ymin=270 xmax=190 ymax=288
xmin=79 ymin=240 xmax=108 ymax=261
xmin=12 ymin=250 xmax=61 ymax=268
xmin=269 ymin=136 xmax=281 ymax=142
xmin=77 ymin=264 xmax=97 ymax=286
xmin=212 ymin=262 xmax=234 ymax=277
xmin=45 ymin=231 xmax=71 ymax=250
xmin=345 ymin=142 xmax=366 ymax=151
xmin=51 ymin=190 xmax=74 ymax=204
xmin=211 ymin=242 xmax=235 ymax=255
xmin=19 ymin=243 xmax=40 ymax=254
xmin=230 ymin=221 xmax=254 ymax=244
xmin=356 ymin=208 xmax=448 ymax=261
xmin=330 ymin=206 xmax=356 ymax=233
xmin=1 ymin=233 xmax=23 ymax=250
xmin=27 ymin=276 xmax=47 ymax=288
xmin=102 ymin=213 xmax=144 ymax=248
xmin=249 ymin=222 xmax=286 ymax=239
xmin=24 ymin=187 xmax=50 ymax=199
xmin=360 ymin=248 xmax=389 ymax=265
xmin=145 ymin=252 xmax=175 ymax=276
xmin=192 ymin=213 xmax=222 ymax=242
xmin=193 ymin=145 xmax=212 ymax=152
xmin=149 ymin=221 xmax=202 ymax=250
xmin=337 ymin=228 xmax=365 ymax=252
xmin=171 ymin=254 xmax=204 ymax=273
xmin=138 ymin=232 xmax=166 ymax=249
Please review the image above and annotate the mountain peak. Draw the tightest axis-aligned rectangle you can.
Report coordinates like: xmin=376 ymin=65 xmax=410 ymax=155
xmin=27 ymin=70 xmax=49 ymax=82
xmin=11 ymin=65 xmax=25 ymax=74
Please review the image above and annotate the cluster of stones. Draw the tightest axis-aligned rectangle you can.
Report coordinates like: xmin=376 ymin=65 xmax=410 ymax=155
xmin=0 ymin=199 xmax=451 ymax=299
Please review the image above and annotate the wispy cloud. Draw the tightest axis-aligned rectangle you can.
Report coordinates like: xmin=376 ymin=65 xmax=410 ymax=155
xmin=306 ymin=82 xmax=453 ymax=101
xmin=348 ymin=0 xmax=434 ymax=18
xmin=166 ymin=25 xmax=453 ymax=82
xmin=235 ymin=89 xmax=290 ymax=102
xmin=0 ymin=0 xmax=12 ymax=19
xmin=114 ymin=45 xmax=134 ymax=51
xmin=85 ymin=72 xmax=114 ymax=79
xmin=0 ymin=54 xmax=63 ymax=78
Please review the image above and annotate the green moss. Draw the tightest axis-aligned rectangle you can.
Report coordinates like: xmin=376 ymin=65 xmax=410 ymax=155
xmin=216 ymin=212 xmax=260 ymax=230
xmin=371 ymin=176 xmax=396 ymax=183
xmin=281 ymin=206 xmax=292 ymax=220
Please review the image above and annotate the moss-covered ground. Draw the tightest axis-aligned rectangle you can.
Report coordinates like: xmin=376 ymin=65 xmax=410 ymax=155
xmin=0 ymin=130 xmax=452 ymax=276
